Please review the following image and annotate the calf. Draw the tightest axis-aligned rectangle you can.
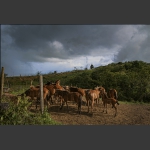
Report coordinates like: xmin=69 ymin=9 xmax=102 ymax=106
xmin=101 ymin=90 xmax=119 ymax=117
xmin=108 ymin=89 xmax=118 ymax=100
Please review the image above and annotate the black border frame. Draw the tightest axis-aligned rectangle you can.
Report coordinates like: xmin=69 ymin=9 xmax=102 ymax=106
xmin=1 ymin=1 xmax=150 ymax=150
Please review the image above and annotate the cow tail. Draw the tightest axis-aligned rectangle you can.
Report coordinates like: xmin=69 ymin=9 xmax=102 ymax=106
xmin=116 ymin=100 xmax=119 ymax=105
xmin=115 ymin=91 xmax=118 ymax=100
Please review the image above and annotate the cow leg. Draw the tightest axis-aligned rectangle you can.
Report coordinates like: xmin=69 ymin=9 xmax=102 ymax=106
xmin=59 ymin=99 xmax=63 ymax=110
xmin=35 ymin=97 xmax=39 ymax=109
xmin=114 ymin=105 xmax=117 ymax=117
xmin=102 ymin=102 xmax=105 ymax=113
xmin=97 ymin=98 xmax=99 ymax=105
xmin=78 ymin=100 xmax=82 ymax=114
xmin=91 ymin=100 xmax=94 ymax=114
xmin=55 ymin=96 xmax=59 ymax=104
xmin=87 ymin=100 xmax=90 ymax=113
xmin=59 ymin=97 xmax=62 ymax=107
xmin=46 ymin=95 xmax=51 ymax=108
xmin=78 ymin=105 xmax=81 ymax=114
xmin=47 ymin=98 xmax=51 ymax=110
xmin=101 ymin=100 xmax=104 ymax=106
xmin=95 ymin=99 xmax=97 ymax=106
xmin=45 ymin=99 xmax=50 ymax=110
xmin=105 ymin=103 xmax=108 ymax=114
xmin=91 ymin=101 xmax=93 ymax=113
xmin=36 ymin=100 xmax=38 ymax=109
xmin=77 ymin=95 xmax=81 ymax=114
xmin=66 ymin=101 xmax=69 ymax=112
xmin=60 ymin=103 xmax=63 ymax=110
xmin=60 ymin=99 xmax=65 ymax=110
xmin=50 ymin=95 xmax=54 ymax=105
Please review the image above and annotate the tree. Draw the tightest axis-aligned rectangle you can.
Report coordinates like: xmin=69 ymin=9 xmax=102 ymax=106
xmin=90 ymin=64 xmax=94 ymax=69
xmin=4 ymin=73 xmax=8 ymax=78
xmin=36 ymin=71 xmax=42 ymax=76
xmin=74 ymin=67 xmax=77 ymax=70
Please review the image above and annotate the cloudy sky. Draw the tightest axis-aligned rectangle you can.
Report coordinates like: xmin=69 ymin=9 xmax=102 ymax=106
xmin=1 ymin=24 xmax=150 ymax=76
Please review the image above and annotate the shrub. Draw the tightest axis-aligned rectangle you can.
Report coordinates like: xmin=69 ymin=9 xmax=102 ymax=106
xmin=0 ymin=97 xmax=61 ymax=125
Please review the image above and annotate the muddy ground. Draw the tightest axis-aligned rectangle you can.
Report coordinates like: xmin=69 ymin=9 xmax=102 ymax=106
xmin=36 ymin=101 xmax=150 ymax=125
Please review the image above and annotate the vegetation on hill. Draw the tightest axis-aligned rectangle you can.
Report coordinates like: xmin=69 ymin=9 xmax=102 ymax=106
xmin=4 ymin=60 xmax=150 ymax=103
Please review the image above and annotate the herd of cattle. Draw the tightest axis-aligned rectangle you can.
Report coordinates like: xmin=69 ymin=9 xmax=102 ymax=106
xmin=3 ymin=80 xmax=120 ymax=117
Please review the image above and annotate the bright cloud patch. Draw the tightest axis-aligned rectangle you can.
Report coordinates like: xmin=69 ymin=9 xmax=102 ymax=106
xmin=29 ymin=55 xmax=115 ymax=75
xmin=48 ymin=41 xmax=63 ymax=50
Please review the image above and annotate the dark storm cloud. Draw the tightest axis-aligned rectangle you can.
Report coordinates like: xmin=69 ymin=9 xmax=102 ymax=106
xmin=114 ymin=25 xmax=150 ymax=63
xmin=1 ymin=24 xmax=150 ymax=76
xmin=2 ymin=25 xmax=128 ymax=60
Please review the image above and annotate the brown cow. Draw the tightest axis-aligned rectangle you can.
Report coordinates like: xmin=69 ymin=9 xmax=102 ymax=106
xmin=69 ymin=87 xmax=86 ymax=105
xmin=18 ymin=86 xmax=50 ymax=109
xmin=94 ymin=86 xmax=106 ymax=105
xmin=85 ymin=88 xmax=101 ymax=114
xmin=100 ymin=89 xmax=119 ymax=117
xmin=36 ymin=86 xmax=51 ymax=109
xmin=54 ymin=90 xmax=69 ymax=108
xmin=54 ymin=89 xmax=83 ymax=114
xmin=96 ymin=86 xmax=105 ymax=93
xmin=108 ymin=89 xmax=118 ymax=100
xmin=54 ymin=89 xmax=64 ymax=105
xmin=69 ymin=87 xmax=85 ymax=96
xmin=44 ymin=80 xmax=64 ymax=104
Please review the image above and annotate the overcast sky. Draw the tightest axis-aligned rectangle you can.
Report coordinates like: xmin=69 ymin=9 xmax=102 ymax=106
xmin=1 ymin=24 xmax=150 ymax=76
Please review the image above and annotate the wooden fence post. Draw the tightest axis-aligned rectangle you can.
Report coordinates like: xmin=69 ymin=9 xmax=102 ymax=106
xmin=39 ymin=75 xmax=44 ymax=114
xmin=0 ymin=67 xmax=4 ymax=103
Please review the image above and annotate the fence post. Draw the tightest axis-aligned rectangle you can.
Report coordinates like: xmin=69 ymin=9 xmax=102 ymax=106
xmin=0 ymin=67 xmax=4 ymax=103
xmin=39 ymin=75 xmax=44 ymax=114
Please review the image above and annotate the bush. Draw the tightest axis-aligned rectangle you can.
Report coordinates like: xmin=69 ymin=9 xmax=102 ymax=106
xmin=0 ymin=97 xmax=61 ymax=125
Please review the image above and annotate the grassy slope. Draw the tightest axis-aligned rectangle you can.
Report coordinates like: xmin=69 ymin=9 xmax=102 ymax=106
xmin=4 ymin=60 xmax=150 ymax=102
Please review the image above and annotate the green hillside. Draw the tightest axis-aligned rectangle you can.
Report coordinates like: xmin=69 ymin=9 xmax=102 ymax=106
xmin=4 ymin=60 xmax=150 ymax=102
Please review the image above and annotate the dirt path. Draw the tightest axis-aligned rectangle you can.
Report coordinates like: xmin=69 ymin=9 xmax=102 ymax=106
xmin=46 ymin=102 xmax=150 ymax=125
